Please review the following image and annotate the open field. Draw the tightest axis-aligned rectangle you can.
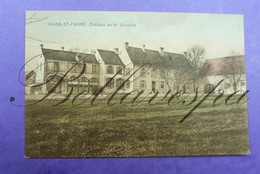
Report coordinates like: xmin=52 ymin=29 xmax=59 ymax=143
xmin=25 ymin=94 xmax=250 ymax=158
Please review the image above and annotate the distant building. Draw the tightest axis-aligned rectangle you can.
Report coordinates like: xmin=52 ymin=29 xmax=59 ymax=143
xmin=26 ymin=43 xmax=246 ymax=96
xmin=200 ymin=55 xmax=246 ymax=94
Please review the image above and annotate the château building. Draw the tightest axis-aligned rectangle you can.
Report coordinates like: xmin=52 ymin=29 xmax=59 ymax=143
xmin=26 ymin=43 xmax=246 ymax=96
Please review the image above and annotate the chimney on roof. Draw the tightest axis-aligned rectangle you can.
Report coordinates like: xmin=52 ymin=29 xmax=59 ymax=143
xmin=159 ymin=47 xmax=164 ymax=56
xmin=125 ymin=42 xmax=129 ymax=49
xmin=61 ymin=47 xmax=64 ymax=51
xmin=114 ymin=48 xmax=120 ymax=54
xmin=142 ymin=45 xmax=145 ymax=53
xmin=40 ymin=44 xmax=44 ymax=49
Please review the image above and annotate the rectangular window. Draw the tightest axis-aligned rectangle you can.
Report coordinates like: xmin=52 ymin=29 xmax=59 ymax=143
xmin=71 ymin=63 xmax=83 ymax=73
xmin=140 ymin=68 xmax=146 ymax=77
xmin=107 ymin=66 xmax=114 ymax=74
xmin=126 ymin=80 xmax=130 ymax=88
xmin=76 ymin=64 xmax=82 ymax=73
xmin=116 ymin=67 xmax=123 ymax=75
xmin=84 ymin=64 xmax=87 ymax=74
xmin=116 ymin=78 xmax=123 ymax=88
xmin=47 ymin=62 xmax=54 ymax=71
xmin=125 ymin=68 xmax=131 ymax=75
xmin=161 ymin=81 xmax=165 ymax=89
xmin=106 ymin=78 xmax=114 ymax=88
xmin=71 ymin=63 xmax=76 ymax=73
xmin=54 ymin=62 xmax=59 ymax=72
xmin=92 ymin=65 xmax=97 ymax=74
xmin=140 ymin=80 xmax=146 ymax=88
xmin=151 ymin=69 xmax=157 ymax=78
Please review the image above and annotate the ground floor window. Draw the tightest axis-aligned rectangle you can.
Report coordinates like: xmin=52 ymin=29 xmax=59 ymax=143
xmin=106 ymin=78 xmax=114 ymax=88
xmin=125 ymin=80 xmax=130 ymax=88
xmin=160 ymin=81 xmax=165 ymax=89
xmin=67 ymin=84 xmax=97 ymax=95
xmin=116 ymin=78 xmax=124 ymax=88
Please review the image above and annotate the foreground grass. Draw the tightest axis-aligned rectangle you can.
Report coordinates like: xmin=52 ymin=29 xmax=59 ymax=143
xmin=25 ymin=94 xmax=250 ymax=158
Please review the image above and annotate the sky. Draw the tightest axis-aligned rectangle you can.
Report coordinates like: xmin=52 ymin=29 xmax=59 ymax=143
xmin=25 ymin=11 xmax=245 ymax=70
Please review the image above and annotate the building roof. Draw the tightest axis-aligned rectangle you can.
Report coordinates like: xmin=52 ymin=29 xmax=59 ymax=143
xmin=163 ymin=51 xmax=192 ymax=69
xmin=200 ymin=55 xmax=245 ymax=76
xmin=97 ymin=49 xmax=124 ymax=66
xmin=126 ymin=46 xmax=191 ymax=68
xmin=42 ymin=48 xmax=98 ymax=64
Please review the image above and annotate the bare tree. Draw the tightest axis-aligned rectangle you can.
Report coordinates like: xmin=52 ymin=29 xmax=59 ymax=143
xmin=159 ymin=56 xmax=190 ymax=92
xmin=184 ymin=45 xmax=206 ymax=92
xmin=159 ymin=69 xmax=171 ymax=89
xmin=26 ymin=12 xmax=61 ymax=44
xmin=26 ymin=12 xmax=53 ymax=25
xmin=222 ymin=51 xmax=245 ymax=92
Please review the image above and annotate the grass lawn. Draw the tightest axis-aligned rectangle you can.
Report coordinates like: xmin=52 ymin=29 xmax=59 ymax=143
xmin=25 ymin=94 xmax=250 ymax=158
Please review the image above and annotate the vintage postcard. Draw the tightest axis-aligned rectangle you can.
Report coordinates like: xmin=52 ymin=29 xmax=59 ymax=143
xmin=24 ymin=11 xmax=249 ymax=158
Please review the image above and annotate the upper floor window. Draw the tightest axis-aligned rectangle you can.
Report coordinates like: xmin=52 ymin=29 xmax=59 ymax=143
xmin=47 ymin=62 xmax=54 ymax=71
xmin=107 ymin=66 xmax=114 ymax=74
xmin=140 ymin=80 xmax=146 ymax=88
xmin=116 ymin=78 xmax=123 ymax=87
xmin=92 ymin=65 xmax=97 ymax=74
xmin=116 ymin=67 xmax=123 ymax=75
xmin=84 ymin=64 xmax=87 ymax=74
xmin=140 ymin=68 xmax=146 ymax=77
xmin=161 ymin=81 xmax=165 ymax=89
xmin=71 ymin=63 xmax=83 ymax=73
xmin=151 ymin=68 xmax=157 ymax=77
xmin=125 ymin=68 xmax=131 ymax=75
xmin=71 ymin=63 xmax=77 ymax=73
xmin=54 ymin=62 xmax=59 ymax=72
